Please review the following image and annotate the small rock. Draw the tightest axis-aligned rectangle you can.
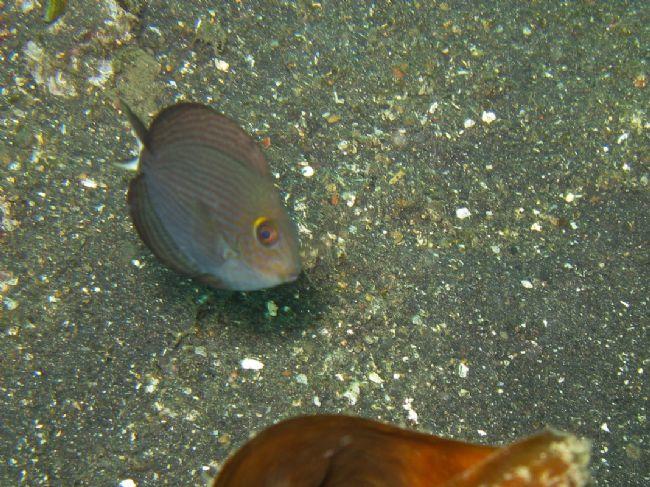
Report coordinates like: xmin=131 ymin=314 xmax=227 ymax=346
xmin=481 ymin=111 xmax=497 ymax=124
xmin=295 ymin=373 xmax=308 ymax=385
xmin=456 ymin=207 xmax=471 ymax=219
xmin=214 ymin=59 xmax=229 ymax=72
xmin=368 ymin=372 xmax=384 ymax=384
xmin=241 ymin=358 xmax=264 ymax=370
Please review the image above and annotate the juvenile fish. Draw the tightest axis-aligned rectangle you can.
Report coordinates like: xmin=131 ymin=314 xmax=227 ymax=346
xmin=121 ymin=102 xmax=301 ymax=291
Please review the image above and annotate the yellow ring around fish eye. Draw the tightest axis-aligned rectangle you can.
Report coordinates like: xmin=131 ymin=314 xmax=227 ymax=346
xmin=254 ymin=217 xmax=279 ymax=246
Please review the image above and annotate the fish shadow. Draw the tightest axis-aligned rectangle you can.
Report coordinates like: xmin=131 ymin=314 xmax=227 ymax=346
xmin=186 ymin=271 xmax=328 ymax=338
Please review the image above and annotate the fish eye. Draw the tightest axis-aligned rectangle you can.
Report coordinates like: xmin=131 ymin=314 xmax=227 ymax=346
xmin=254 ymin=217 xmax=279 ymax=246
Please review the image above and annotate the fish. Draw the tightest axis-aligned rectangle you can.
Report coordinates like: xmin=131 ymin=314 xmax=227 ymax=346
xmin=120 ymin=101 xmax=301 ymax=291
xmin=212 ymin=415 xmax=590 ymax=486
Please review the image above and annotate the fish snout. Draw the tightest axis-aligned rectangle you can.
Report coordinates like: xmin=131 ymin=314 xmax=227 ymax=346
xmin=285 ymin=269 xmax=301 ymax=283
xmin=277 ymin=255 xmax=301 ymax=284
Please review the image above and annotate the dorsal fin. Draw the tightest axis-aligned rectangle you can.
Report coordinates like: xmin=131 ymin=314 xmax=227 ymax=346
xmin=120 ymin=100 xmax=151 ymax=150
xmin=145 ymin=102 xmax=270 ymax=177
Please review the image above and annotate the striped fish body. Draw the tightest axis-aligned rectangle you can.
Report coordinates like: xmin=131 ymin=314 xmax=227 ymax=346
xmin=123 ymin=103 xmax=300 ymax=291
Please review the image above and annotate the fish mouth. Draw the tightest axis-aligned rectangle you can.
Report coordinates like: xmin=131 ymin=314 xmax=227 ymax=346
xmin=285 ymin=270 xmax=301 ymax=283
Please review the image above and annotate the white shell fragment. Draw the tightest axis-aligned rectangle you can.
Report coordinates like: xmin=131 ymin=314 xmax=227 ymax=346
xmin=458 ymin=362 xmax=469 ymax=378
xmin=87 ymin=60 xmax=114 ymax=88
xmin=403 ymin=397 xmax=419 ymax=423
xmin=295 ymin=373 xmax=308 ymax=385
xmin=79 ymin=177 xmax=98 ymax=189
xmin=240 ymin=358 xmax=264 ymax=370
xmin=215 ymin=59 xmax=230 ymax=72
xmin=481 ymin=110 xmax=497 ymax=124
xmin=342 ymin=381 xmax=360 ymax=405
xmin=368 ymin=372 xmax=384 ymax=384
xmin=456 ymin=207 xmax=471 ymax=219
xmin=341 ymin=191 xmax=356 ymax=207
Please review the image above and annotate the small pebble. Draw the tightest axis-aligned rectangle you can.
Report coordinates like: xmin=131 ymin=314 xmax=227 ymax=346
xmin=214 ymin=59 xmax=230 ymax=72
xmin=463 ymin=118 xmax=476 ymax=128
xmin=456 ymin=207 xmax=471 ymax=219
xmin=458 ymin=362 xmax=469 ymax=378
xmin=266 ymin=300 xmax=278 ymax=317
xmin=144 ymin=376 xmax=159 ymax=393
xmin=341 ymin=191 xmax=356 ymax=207
xmin=368 ymin=372 xmax=384 ymax=384
xmin=3 ymin=297 xmax=18 ymax=311
xmin=403 ymin=398 xmax=418 ymax=423
xmin=295 ymin=373 xmax=308 ymax=385
xmin=481 ymin=111 xmax=497 ymax=124
xmin=79 ymin=177 xmax=98 ymax=189
xmin=343 ymin=381 xmax=360 ymax=405
xmin=240 ymin=358 xmax=264 ymax=370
